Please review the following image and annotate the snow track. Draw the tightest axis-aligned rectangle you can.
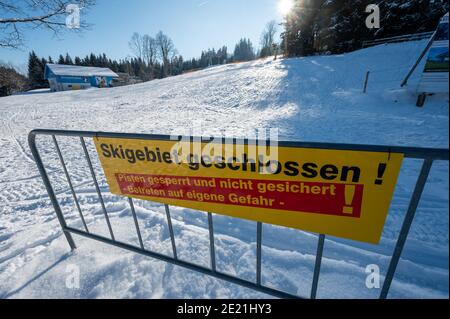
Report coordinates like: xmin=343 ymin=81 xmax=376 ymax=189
xmin=0 ymin=40 xmax=448 ymax=298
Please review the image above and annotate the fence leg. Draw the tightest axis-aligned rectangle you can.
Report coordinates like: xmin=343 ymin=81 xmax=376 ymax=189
xmin=129 ymin=198 xmax=144 ymax=250
xmin=310 ymin=234 xmax=325 ymax=299
xmin=379 ymin=159 xmax=433 ymax=299
xmin=165 ymin=204 xmax=178 ymax=260
xmin=208 ymin=212 xmax=216 ymax=271
xmin=256 ymin=222 xmax=262 ymax=285
xmin=28 ymin=132 xmax=76 ymax=250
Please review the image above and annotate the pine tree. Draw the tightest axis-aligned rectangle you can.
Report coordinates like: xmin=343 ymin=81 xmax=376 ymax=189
xmin=283 ymin=0 xmax=449 ymax=56
xmin=27 ymin=51 xmax=46 ymax=89
xmin=89 ymin=53 xmax=97 ymax=66
xmin=41 ymin=58 xmax=47 ymax=71
xmin=58 ymin=54 xmax=65 ymax=64
xmin=233 ymin=38 xmax=255 ymax=61
xmin=64 ymin=53 xmax=73 ymax=65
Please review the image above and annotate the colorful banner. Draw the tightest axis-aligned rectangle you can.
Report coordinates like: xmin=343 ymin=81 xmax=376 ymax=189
xmin=94 ymin=137 xmax=403 ymax=244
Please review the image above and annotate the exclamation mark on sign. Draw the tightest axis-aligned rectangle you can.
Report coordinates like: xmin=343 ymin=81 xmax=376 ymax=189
xmin=375 ymin=163 xmax=387 ymax=185
xmin=343 ymin=185 xmax=355 ymax=214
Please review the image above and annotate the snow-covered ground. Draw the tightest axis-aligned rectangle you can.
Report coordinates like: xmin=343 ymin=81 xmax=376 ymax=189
xmin=0 ymin=40 xmax=448 ymax=298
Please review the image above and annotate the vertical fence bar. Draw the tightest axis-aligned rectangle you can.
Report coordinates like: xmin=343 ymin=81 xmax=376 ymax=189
xmin=363 ymin=71 xmax=370 ymax=93
xmin=311 ymin=234 xmax=325 ymax=299
xmin=28 ymin=132 xmax=76 ymax=250
xmin=380 ymin=159 xmax=433 ymax=299
xmin=165 ymin=204 xmax=177 ymax=260
xmin=128 ymin=198 xmax=144 ymax=250
xmin=208 ymin=212 xmax=216 ymax=271
xmin=80 ymin=137 xmax=115 ymax=241
xmin=256 ymin=222 xmax=262 ymax=286
xmin=52 ymin=135 xmax=89 ymax=233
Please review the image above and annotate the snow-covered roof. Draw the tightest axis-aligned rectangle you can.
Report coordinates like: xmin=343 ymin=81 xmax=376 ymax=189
xmin=45 ymin=64 xmax=119 ymax=78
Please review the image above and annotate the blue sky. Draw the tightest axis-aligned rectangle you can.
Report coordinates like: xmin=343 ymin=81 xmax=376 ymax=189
xmin=0 ymin=0 xmax=284 ymax=72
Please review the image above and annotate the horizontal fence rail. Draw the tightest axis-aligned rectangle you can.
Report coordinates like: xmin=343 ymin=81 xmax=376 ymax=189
xmin=28 ymin=129 xmax=449 ymax=299
xmin=362 ymin=31 xmax=434 ymax=48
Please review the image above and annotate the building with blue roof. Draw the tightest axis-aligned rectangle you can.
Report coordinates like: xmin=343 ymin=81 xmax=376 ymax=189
xmin=44 ymin=64 xmax=119 ymax=92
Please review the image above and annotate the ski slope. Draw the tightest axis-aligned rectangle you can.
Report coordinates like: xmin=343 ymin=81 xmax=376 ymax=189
xmin=0 ymin=40 xmax=448 ymax=298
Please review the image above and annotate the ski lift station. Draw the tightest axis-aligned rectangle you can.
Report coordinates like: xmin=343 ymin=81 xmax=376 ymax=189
xmin=44 ymin=64 xmax=119 ymax=92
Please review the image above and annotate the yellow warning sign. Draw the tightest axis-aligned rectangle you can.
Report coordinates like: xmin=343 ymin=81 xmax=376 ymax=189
xmin=94 ymin=137 xmax=404 ymax=244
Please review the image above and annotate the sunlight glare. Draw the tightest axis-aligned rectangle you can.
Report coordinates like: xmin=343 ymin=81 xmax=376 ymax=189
xmin=278 ymin=0 xmax=294 ymax=15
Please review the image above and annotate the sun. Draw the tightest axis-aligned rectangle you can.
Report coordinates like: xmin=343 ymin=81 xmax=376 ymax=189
xmin=278 ymin=0 xmax=294 ymax=15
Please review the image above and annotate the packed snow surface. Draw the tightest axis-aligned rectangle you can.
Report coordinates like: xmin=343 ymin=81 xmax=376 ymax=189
xmin=0 ymin=40 xmax=448 ymax=298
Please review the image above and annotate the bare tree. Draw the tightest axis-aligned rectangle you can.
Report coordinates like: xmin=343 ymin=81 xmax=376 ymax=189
xmin=0 ymin=0 xmax=95 ymax=49
xmin=0 ymin=62 xmax=28 ymax=95
xmin=142 ymin=34 xmax=157 ymax=65
xmin=142 ymin=34 xmax=157 ymax=77
xmin=155 ymin=31 xmax=176 ymax=77
xmin=260 ymin=20 xmax=278 ymax=57
xmin=129 ymin=32 xmax=143 ymax=60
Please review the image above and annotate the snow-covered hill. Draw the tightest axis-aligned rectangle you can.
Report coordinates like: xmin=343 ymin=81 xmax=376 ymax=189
xmin=0 ymin=40 xmax=448 ymax=298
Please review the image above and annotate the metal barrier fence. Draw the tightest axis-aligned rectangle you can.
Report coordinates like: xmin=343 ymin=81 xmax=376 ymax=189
xmin=362 ymin=31 xmax=434 ymax=48
xmin=28 ymin=129 xmax=449 ymax=299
